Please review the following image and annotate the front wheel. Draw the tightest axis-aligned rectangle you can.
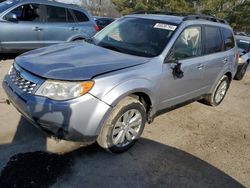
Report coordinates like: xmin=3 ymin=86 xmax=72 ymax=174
xmin=97 ymin=96 xmax=146 ymax=153
xmin=201 ymin=75 xmax=230 ymax=106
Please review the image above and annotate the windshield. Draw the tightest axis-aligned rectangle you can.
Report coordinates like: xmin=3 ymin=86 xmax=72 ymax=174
xmin=0 ymin=0 xmax=16 ymax=13
xmin=93 ymin=17 xmax=178 ymax=57
xmin=237 ymin=39 xmax=250 ymax=52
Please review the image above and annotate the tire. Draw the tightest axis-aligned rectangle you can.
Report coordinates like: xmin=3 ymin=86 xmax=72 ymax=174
xmin=201 ymin=75 xmax=230 ymax=106
xmin=234 ymin=62 xmax=249 ymax=80
xmin=97 ymin=96 xmax=146 ymax=153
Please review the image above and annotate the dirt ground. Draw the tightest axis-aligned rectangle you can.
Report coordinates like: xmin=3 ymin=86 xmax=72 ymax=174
xmin=0 ymin=59 xmax=249 ymax=188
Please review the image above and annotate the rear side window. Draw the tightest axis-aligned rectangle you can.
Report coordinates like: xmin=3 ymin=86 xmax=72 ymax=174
xmin=66 ymin=9 xmax=75 ymax=22
xmin=46 ymin=5 xmax=66 ymax=22
xmin=237 ymin=40 xmax=250 ymax=52
xmin=72 ymin=10 xmax=89 ymax=22
xmin=222 ymin=28 xmax=235 ymax=51
xmin=204 ymin=26 xmax=223 ymax=54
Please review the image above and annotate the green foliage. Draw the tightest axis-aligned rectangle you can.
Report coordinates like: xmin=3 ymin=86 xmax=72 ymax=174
xmin=112 ymin=0 xmax=250 ymax=34
xmin=111 ymin=0 xmax=192 ymax=14
xmin=227 ymin=2 xmax=250 ymax=34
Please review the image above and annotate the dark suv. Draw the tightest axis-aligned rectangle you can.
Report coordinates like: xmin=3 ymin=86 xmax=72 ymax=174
xmin=0 ymin=0 xmax=98 ymax=54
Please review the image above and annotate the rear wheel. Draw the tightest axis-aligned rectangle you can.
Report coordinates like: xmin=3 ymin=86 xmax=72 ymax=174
xmin=97 ymin=96 xmax=146 ymax=153
xmin=201 ymin=75 xmax=230 ymax=106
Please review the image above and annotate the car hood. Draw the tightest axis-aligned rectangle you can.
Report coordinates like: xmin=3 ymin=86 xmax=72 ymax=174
xmin=15 ymin=42 xmax=150 ymax=81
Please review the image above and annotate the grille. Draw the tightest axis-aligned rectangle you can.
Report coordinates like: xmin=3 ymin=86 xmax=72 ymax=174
xmin=9 ymin=66 xmax=37 ymax=94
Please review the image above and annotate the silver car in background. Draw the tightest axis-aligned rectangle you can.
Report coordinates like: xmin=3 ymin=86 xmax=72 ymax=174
xmin=3 ymin=13 xmax=238 ymax=153
xmin=0 ymin=0 xmax=98 ymax=55
xmin=234 ymin=35 xmax=250 ymax=80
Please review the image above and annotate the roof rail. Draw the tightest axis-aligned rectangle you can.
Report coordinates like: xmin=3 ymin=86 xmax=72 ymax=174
xmin=130 ymin=11 xmax=229 ymax=25
xmin=130 ymin=11 xmax=189 ymax=17
xmin=183 ymin=14 xmax=229 ymax=25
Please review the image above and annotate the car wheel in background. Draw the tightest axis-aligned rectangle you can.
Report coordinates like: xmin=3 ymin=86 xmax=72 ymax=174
xmin=97 ymin=96 xmax=146 ymax=153
xmin=234 ymin=62 xmax=249 ymax=80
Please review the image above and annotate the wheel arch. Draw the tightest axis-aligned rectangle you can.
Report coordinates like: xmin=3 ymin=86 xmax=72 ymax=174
xmin=95 ymin=89 xmax=155 ymax=135
xmin=225 ymin=72 xmax=232 ymax=82
xmin=67 ymin=34 xmax=88 ymax=42
xmin=108 ymin=89 xmax=154 ymax=117
xmin=98 ymin=78 xmax=157 ymax=126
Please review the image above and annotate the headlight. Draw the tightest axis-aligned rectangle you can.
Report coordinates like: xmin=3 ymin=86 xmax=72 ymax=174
xmin=35 ymin=80 xmax=94 ymax=100
xmin=238 ymin=57 xmax=244 ymax=64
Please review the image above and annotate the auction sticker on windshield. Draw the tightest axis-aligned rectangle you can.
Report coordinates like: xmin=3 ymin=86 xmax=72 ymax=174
xmin=154 ymin=23 xmax=177 ymax=31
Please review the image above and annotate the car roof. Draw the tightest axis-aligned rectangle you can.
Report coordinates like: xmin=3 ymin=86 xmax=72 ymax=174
xmin=125 ymin=13 xmax=231 ymax=29
xmin=94 ymin=16 xmax=115 ymax=21
xmin=235 ymin=35 xmax=250 ymax=41
xmin=126 ymin=14 xmax=184 ymax=24
xmin=10 ymin=0 xmax=85 ymax=12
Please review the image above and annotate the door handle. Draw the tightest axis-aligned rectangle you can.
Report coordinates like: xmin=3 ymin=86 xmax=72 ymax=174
xmin=70 ymin=27 xmax=79 ymax=31
xmin=196 ymin=64 xmax=204 ymax=70
xmin=32 ymin=27 xmax=43 ymax=31
xmin=223 ymin=58 xmax=228 ymax=64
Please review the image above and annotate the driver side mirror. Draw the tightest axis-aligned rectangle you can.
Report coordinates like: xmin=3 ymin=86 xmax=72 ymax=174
xmin=164 ymin=48 xmax=184 ymax=79
xmin=4 ymin=13 xmax=18 ymax=22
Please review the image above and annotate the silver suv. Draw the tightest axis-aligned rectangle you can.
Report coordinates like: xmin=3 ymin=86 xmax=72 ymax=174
xmin=0 ymin=0 xmax=98 ymax=55
xmin=3 ymin=13 xmax=238 ymax=153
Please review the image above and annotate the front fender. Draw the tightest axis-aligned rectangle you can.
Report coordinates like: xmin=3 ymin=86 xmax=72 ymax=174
xmin=101 ymin=78 xmax=156 ymax=109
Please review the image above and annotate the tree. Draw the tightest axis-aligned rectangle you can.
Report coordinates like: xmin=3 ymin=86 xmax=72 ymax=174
xmin=112 ymin=0 xmax=250 ymax=34
xmin=111 ymin=0 xmax=191 ymax=15
xmin=198 ymin=0 xmax=249 ymax=33
xmin=227 ymin=1 xmax=250 ymax=33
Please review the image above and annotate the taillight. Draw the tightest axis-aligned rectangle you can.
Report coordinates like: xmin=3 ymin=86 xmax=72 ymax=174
xmin=236 ymin=52 xmax=240 ymax=60
xmin=94 ymin=24 xmax=100 ymax=32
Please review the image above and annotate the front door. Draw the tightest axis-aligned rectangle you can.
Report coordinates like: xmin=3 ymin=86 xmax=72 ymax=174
xmin=0 ymin=3 xmax=44 ymax=52
xmin=158 ymin=26 xmax=208 ymax=110
xmin=41 ymin=5 xmax=79 ymax=46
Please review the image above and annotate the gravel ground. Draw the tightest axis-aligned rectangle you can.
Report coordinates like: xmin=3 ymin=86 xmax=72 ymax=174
xmin=0 ymin=59 xmax=249 ymax=188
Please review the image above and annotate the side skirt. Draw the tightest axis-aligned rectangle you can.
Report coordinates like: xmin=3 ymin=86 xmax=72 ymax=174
xmin=149 ymin=95 xmax=206 ymax=123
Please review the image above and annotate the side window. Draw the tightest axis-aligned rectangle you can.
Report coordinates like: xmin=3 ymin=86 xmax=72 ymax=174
xmin=46 ymin=5 xmax=66 ymax=22
xmin=204 ymin=26 xmax=223 ymax=54
xmin=222 ymin=28 xmax=235 ymax=51
xmin=72 ymin=10 xmax=89 ymax=22
xmin=172 ymin=26 xmax=202 ymax=60
xmin=237 ymin=40 xmax=250 ymax=53
xmin=7 ymin=4 xmax=41 ymax=22
xmin=66 ymin=9 xmax=75 ymax=22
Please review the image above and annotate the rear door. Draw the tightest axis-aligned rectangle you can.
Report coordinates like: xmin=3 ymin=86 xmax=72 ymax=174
xmin=0 ymin=3 xmax=44 ymax=52
xmin=200 ymin=26 xmax=227 ymax=88
xmin=72 ymin=9 xmax=96 ymax=37
xmin=201 ymin=26 xmax=236 ymax=88
xmin=159 ymin=26 xmax=207 ymax=109
xmin=41 ymin=5 xmax=79 ymax=46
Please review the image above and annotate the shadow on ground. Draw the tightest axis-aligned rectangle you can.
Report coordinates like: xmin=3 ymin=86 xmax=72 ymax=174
xmin=0 ymin=118 xmax=244 ymax=188
xmin=0 ymin=53 xmax=21 ymax=60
